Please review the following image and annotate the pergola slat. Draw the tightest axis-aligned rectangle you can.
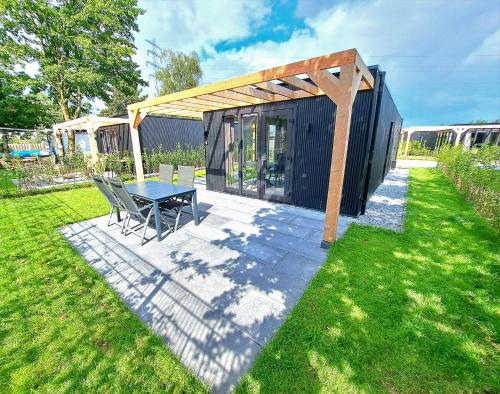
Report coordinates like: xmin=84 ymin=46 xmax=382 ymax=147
xmin=280 ymin=76 xmax=322 ymax=95
xmin=211 ymin=90 xmax=269 ymax=105
xmin=232 ymin=86 xmax=288 ymax=102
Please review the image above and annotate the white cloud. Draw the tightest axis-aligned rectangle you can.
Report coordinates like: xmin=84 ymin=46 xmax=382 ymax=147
xmin=465 ymin=28 xmax=500 ymax=65
xmin=134 ymin=0 xmax=500 ymax=124
xmin=135 ymin=0 xmax=272 ymax=95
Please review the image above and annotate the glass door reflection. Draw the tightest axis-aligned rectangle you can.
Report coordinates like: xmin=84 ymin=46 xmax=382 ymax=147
xmin=224 ymin=116 xmax=240 ymax=190
xmin=264 ymin=114 xmax=288 ymax=197
xmin=241 ymin=114 xmax=258 ymax=193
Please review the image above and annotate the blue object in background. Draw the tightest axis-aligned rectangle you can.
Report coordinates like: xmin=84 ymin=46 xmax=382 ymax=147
xmin=9 ymin=150 xmax=49 ymax=158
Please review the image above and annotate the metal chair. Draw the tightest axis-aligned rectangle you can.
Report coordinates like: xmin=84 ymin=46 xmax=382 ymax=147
xmin=107 ymin=178 xmax=171 ymax=245
xmin=177 ymin=165 xmax=195 ymax=187
xmin=176 ymin=165 xmax=195 ymax=217
xmin=92 ymin=175 xmax=122 ymax=226
xmin=159 ymin=164 xmax=174 ymax=183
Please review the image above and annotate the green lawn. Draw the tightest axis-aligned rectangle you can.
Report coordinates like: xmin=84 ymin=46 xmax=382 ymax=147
xmin=0 ymin=168 xmax=498 ymax=392
xmin=238 ymin=168 xmax=499 ymax=393
xmin=0 ymin=172 xmax=207 ymax=392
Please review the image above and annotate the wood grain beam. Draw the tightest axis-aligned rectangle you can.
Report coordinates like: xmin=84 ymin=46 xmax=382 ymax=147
xmin=182 ymin=97 xmax=233 ymax=109
xmin=314 ymin=63 xmax=363 ymax=244
xmin=232 ymin=86 xmax=288 ymax=102
xmin=254 ymin=81 xmax=297 ymax=98
xmin=280 ymin=76 xmax=321 ymax=95
xmin=211 ymin=90 xmax=269 ymax=105
xmin=127 ymin=48 xmax=357 ymax=111
xmin=128 ymin=110 xmax=145 ymax=182
xmin=197 ymin=94 xmax=254 ymax=107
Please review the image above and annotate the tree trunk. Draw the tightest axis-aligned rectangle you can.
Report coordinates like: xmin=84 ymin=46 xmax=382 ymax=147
xmin=67 ymin=130 xmax=76 ymax=154
xmin=56 ymin=93 xmax=78 ymax=155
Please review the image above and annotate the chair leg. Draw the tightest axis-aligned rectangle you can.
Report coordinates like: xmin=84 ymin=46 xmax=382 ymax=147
xmin=123 ymin=213 xmax=132 ymax=235
xmin=107 ymin=206 xmax=114 ymax=226
xmin=174 ymin=197 xmax=186 ymax=232
xmin=141 ymin=209 xmax=154 ymax=245
xmin=121 ymin=212 xmax=129 ymax=234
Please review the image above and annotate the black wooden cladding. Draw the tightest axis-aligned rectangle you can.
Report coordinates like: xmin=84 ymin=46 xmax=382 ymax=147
xmin=203 ymin=65 xmax=402 ymax=217
xmin=364 ymin=73 xmax=403 ymax=203
xmin=95 ymin=115 xmax=203 ymax=155
xmin=139 ymin=116 xmax=203 ymax=152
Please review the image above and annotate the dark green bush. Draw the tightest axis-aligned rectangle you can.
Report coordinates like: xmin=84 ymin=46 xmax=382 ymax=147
xmin=399 ymin=140 xmax=433 ymax=157
xmin=142 ymin=144 xmax=205 ymax=174
xmin=436 ymin=144 xmax=499 ymax=230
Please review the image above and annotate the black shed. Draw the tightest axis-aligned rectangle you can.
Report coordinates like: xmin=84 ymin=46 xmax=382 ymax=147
xmin=203 ymin=66 xmax=402 ymax=217
xmin=95 ymin=115 xmax=203 ymax=155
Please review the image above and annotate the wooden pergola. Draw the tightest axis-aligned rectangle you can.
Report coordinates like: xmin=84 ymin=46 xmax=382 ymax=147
xmin=127 ymin=48 xmax=374 ymax=245
xmin=52 ymin=115 xmax=127 ymax=161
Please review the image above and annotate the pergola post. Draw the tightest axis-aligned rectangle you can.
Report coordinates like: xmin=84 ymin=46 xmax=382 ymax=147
xmin=87 ymin=123 xmax=99 ymax=163
xmin=128 ymin=109 xmax=145 ymax=182
xmin=52 ymin=126 xmax=64 ymax=157
xmin=463 ymin=131 xmax=472 ymax=149
xmin=308 ymin=62 xmax=363 ymax=245
xmin=404 ymin=130 xmax=413 ymax=156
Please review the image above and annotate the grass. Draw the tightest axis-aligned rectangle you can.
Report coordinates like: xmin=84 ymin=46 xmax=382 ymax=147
xmin=238 ymin=168 xmax=499 ymax=393
xmin=0 ymin=172 xmax=207 ymax=392
xmin=1 ymin=168 xmax=498 ymax=392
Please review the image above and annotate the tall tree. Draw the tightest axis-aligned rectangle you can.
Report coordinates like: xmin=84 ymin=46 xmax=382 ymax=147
xmin=155 ymin=49 xmax=203 ymax=96
xmin=0 ymin=68 xmax=62 ymax=128
xmin=99 ymin=87 xmax=146 ymax=117
xmin=0 ymin=0 xmax=145 ymax=152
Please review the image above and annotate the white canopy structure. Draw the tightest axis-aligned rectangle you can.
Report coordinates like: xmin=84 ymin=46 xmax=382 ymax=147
xmin=52 ymin=115 xmax=127 ymax=161
xmin=402 ymin=123 xmax=500 ymax=155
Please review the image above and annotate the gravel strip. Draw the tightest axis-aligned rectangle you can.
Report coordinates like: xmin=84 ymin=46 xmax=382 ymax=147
xmin=355 ymin=168 xmax=409 ymax=231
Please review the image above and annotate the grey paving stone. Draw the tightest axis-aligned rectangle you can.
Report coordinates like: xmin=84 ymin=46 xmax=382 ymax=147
xmin=290 ymin=216 xmax=324 ymax=230
xmin=272 ymin=253 xmax=323 ymax=282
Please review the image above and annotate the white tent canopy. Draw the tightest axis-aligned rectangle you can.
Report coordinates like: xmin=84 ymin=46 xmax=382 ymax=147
xmin=52 ymin=115 xmax=127 ymax=160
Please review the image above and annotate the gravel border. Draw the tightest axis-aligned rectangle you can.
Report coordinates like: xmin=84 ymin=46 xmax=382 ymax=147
xmin=354 ymin=168 xmax=409 ymax=231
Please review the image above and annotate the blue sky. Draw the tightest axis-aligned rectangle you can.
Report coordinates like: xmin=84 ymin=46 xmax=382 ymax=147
xmin=134 ymin=0 xmax=500 ymax=126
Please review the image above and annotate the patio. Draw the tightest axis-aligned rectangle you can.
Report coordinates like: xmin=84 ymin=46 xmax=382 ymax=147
xmin=59 ymin=178 xmax=353 ymax=392
xmin=59 ymin=167 xmax=409 ymax=392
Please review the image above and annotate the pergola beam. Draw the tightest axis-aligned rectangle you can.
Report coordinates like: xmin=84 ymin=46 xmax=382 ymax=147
xmin=127 ymin=48 xmax=361 ymax=111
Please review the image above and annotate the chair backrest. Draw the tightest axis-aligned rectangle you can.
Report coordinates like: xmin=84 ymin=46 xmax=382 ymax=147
xmin=106 ymin=178 xmax=142 ymax=216
xmin=92 ymin=175 xmax=120 ymax=208
xmin=177 ymin=165 xmax=195 ymax=188
xmin=159 ymin=164 xmax=174 ymax=184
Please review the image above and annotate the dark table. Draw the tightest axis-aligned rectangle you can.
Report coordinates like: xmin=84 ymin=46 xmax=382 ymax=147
xmin=126 ymin=181 xmax=199 ymax=241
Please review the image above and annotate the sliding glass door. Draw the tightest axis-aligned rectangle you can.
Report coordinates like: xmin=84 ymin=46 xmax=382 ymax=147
xmin=261 ymin=109 xmax=293 ymax=201
xmin=241 ymin=114 xmax=259 ymax=194
xmin=224 ymin=109 xmax=293 ymax=202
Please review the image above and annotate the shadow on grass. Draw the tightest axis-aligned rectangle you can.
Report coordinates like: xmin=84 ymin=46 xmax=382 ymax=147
xmin=237 ymin=168 xmax=499 ymax=393
xmin=0 ymin=183 xmax=207 ymax=392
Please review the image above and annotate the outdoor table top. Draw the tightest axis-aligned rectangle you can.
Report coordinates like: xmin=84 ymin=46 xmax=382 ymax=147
xmin=126 ymin=180 xmax=196 ymax=202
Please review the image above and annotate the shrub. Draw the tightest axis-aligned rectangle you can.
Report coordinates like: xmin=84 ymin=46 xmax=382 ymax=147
xmin=436 ymin=144 xmax=499 ymax=230
xmin=399 ymin=140 xmax=433 ymax=157
xmin=142 ymin=144 xmax=205 ymax=174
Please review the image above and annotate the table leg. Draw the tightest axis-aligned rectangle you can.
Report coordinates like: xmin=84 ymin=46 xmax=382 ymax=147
xmin=154 ymin=201 xmax=162 ymax=241
xmin=116 ymin=208 xmax=121 ymax=222
xmin=192 ymin=190 xmax=199 ymax=225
